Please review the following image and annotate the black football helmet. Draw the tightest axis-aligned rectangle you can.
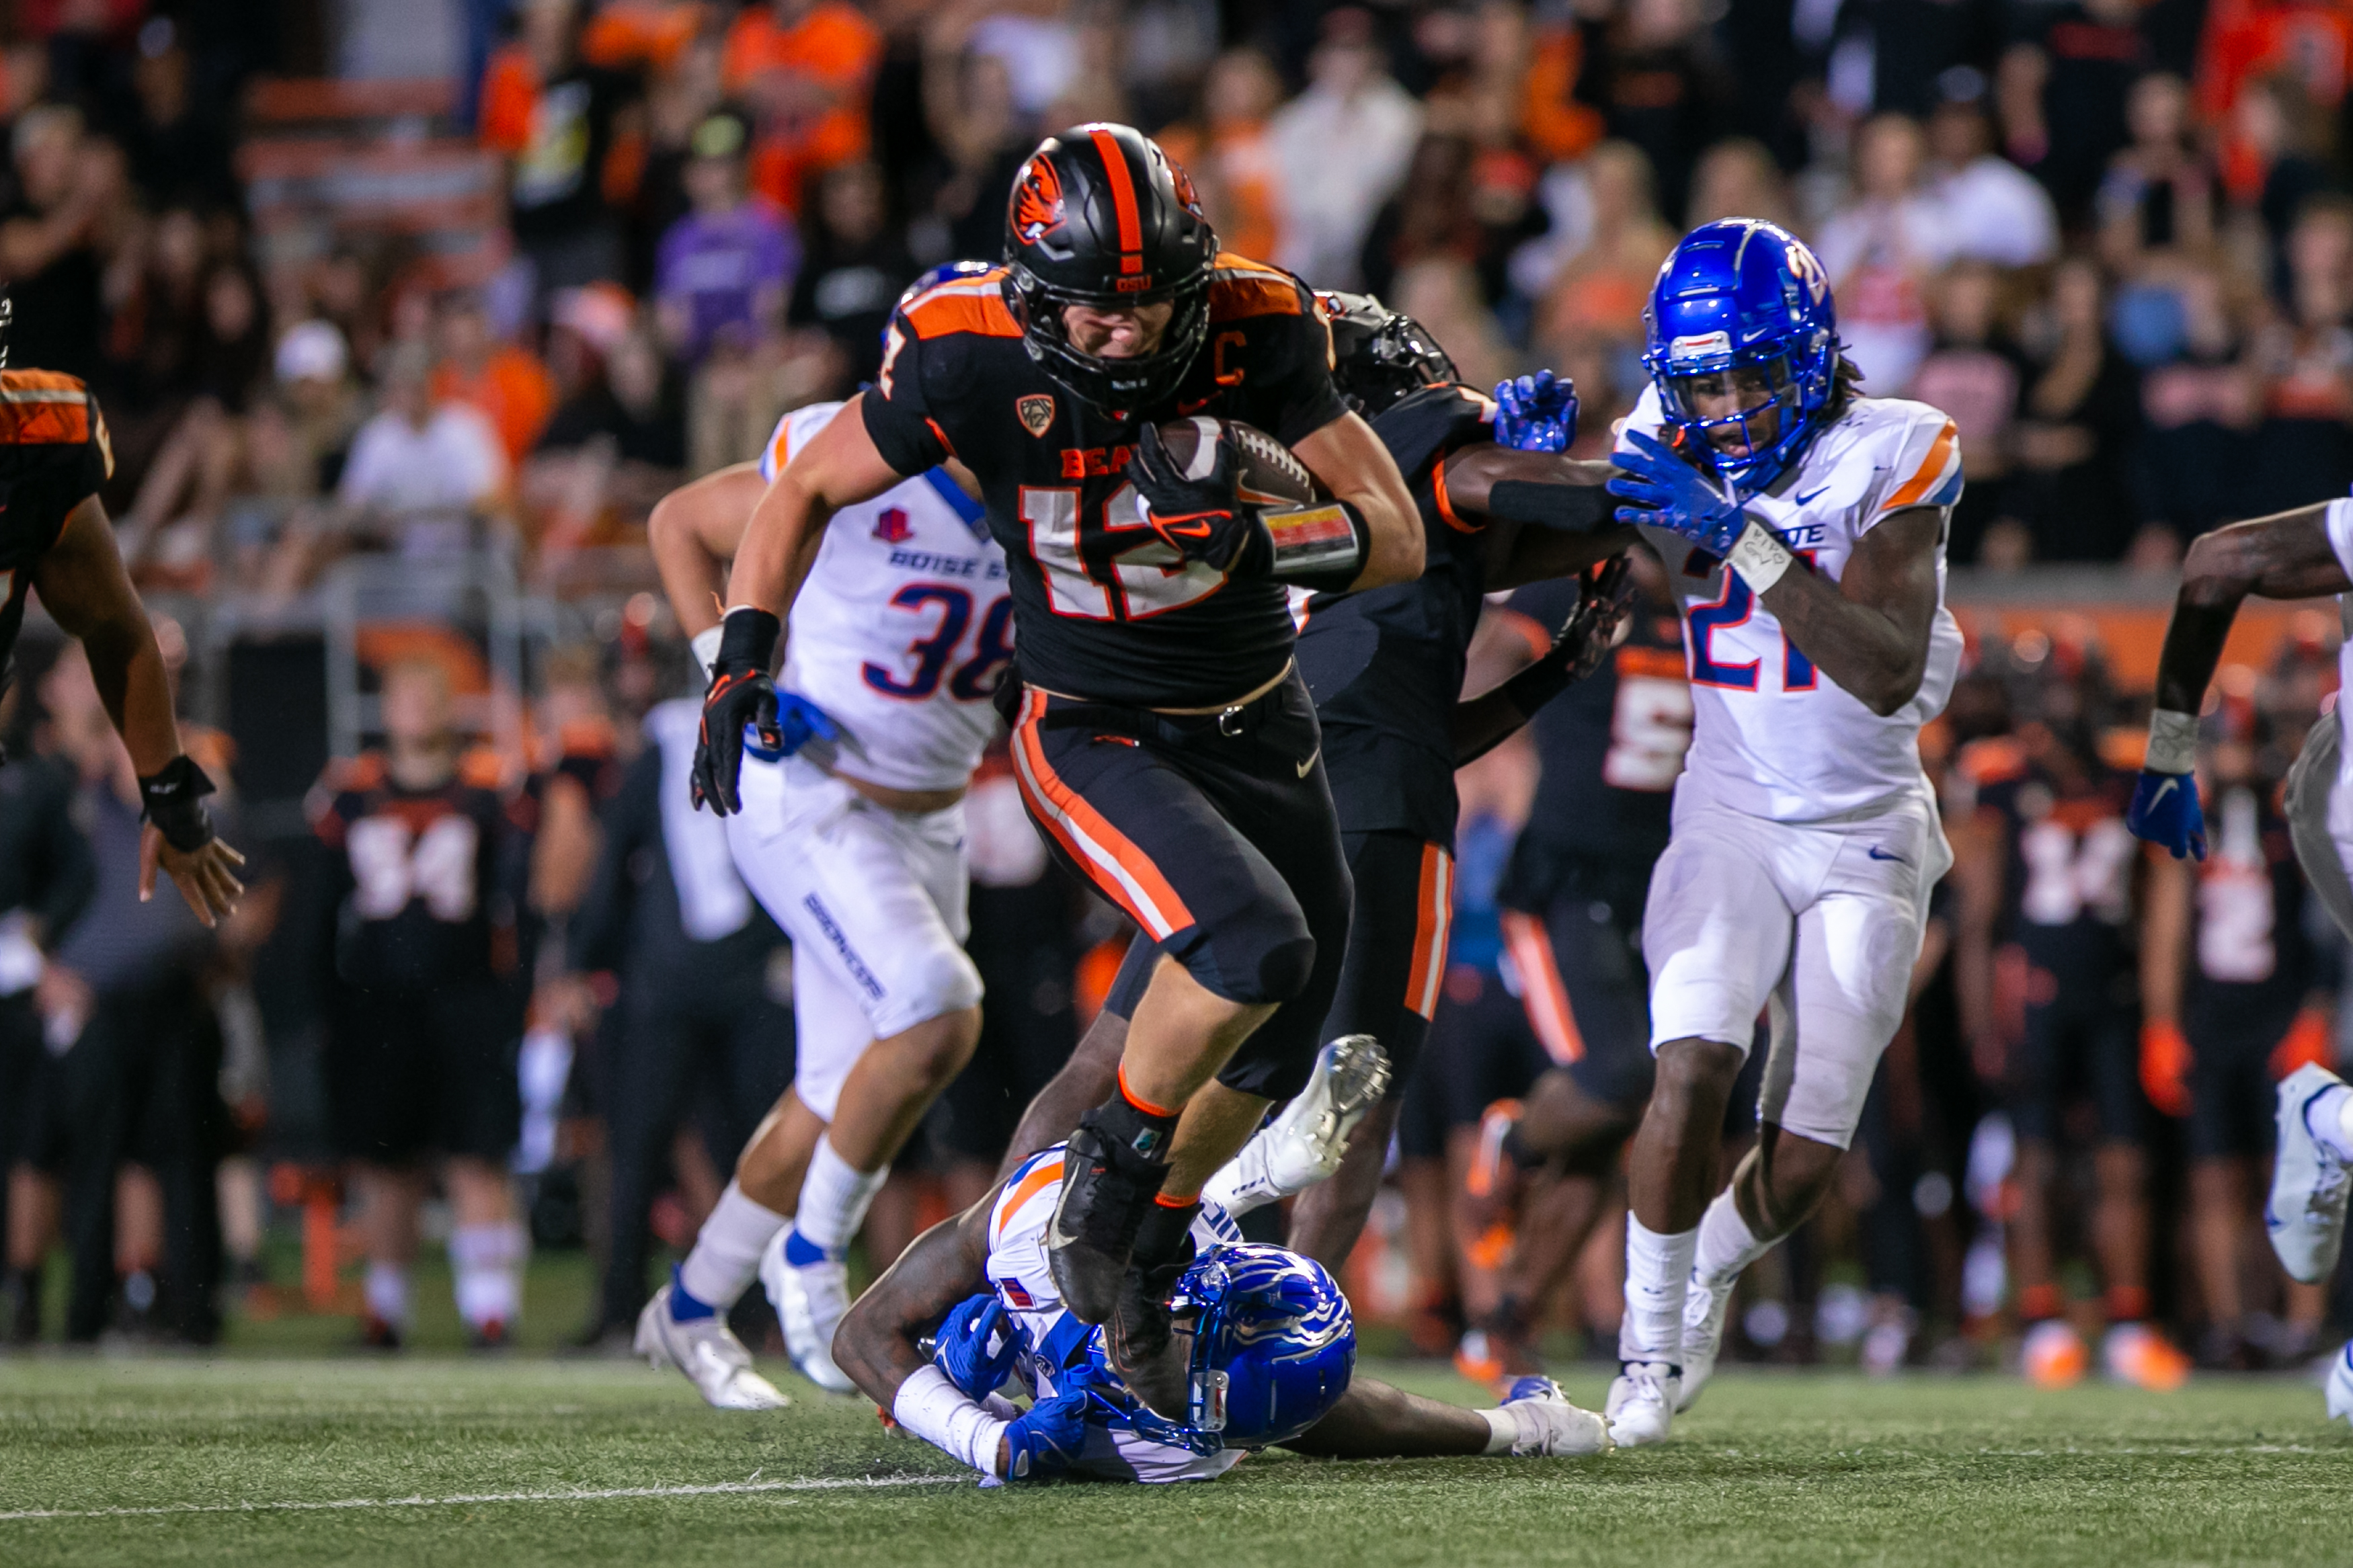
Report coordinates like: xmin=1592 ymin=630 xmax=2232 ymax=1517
xmin=1318 ymin=291 xmax=1458 ymax=418
xmin=1002 ymin=122 xmax=1218 ymax=413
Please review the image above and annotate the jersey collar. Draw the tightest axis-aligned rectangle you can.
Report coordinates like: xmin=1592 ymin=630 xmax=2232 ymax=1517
xmin=921 ymin=466 xmax=989 ymax=536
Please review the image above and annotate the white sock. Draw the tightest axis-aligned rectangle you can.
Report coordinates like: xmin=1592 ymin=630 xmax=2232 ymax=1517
xmin=1693 ymin=1188 xmax=1776 ymax=1290
xmin=679 ymin=1180 xmax=790 ymax=1309
xmin=793 ymin=1135 xmax=887 ymax=1257
xmin=1619 ymin=1216 xmax=1698 ymax=1367
xmin=364 ymin=1262 xmax=411 ymax=1329
xmin=448 ymin=1221 xmax=526 ymax=1330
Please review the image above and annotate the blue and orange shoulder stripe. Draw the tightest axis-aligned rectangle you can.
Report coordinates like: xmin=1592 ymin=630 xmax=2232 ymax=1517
xmin=1880 ymin=413 xmax=1962 ymax=512
xmin=1208 ymin=252 xmax=1309 ymax=324
xmin=992 ymin=1147 xmax=1064 ymax=1243
xmin=898 ymin=267 xmax=1021 ymax=341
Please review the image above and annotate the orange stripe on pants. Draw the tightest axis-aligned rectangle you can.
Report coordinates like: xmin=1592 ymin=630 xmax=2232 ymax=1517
xmin=1501 ymin=909 xmax=1583 ymax=1064
xmin=1402 ymin=843 xmax=1453 ymax=1020
xmin=1008 ymin=690 xmax=1194 ymax=941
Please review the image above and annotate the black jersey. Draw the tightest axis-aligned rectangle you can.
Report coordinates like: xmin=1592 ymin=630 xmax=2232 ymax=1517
xmin=307 ymin=751 xmax=536 ymax=993
xmin=1956 ymin=735 xmax=2137 ymax=968
xmin=1501 ymin=584 xmax=1691 ymax=905
xmin=1294 ymin=382 xmax=1495 ymax=845
xmin=2186 ymin=778 xmax=2317 ymax=1028
xmin=0 ymin=371 xmax=115 ymax=702
xmin=860 ymin=257 xmax=1349 ymax=708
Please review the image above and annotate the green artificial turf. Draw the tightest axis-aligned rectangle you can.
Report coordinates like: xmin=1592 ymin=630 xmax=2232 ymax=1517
xmin=0 ymin=1356 xmax=2342 ymax=1567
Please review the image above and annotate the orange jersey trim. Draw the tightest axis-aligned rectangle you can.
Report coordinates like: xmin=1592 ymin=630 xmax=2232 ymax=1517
xmin=1882 ymin=419 xmax=1959 ymax=511
xmin=993 ymin=1159 xmax=1062 ymax=1243
xmin=902 ymin=284 xmax=1021 ymax=341
xmin=1208 ymin=253 xmax=1304 ymax=323
xmin=1501 ymin=910 xmax=1583 ymax=1064
xmin=1010 ymin=690 xmax=1195 ymax=941
xmin=1402 ymin=843 xmax=1455 ymax=1021
xmin=0 ymin=370 xmax=91 ymax=446
xmin=1430 ymin=450 xmax=1477 ymax=534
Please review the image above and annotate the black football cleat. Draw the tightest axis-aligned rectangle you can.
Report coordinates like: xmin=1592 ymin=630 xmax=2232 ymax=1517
xmin=1047 ymin=1118 xmax=1168 ymax=1323
xmin=1106 ymin=1240 xmax=1195 ymax=1419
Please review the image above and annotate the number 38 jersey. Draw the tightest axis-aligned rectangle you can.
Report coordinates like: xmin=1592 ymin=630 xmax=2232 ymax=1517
xmin=761 ymin=401 xmax=1011 ymax=794
xmin=1618 ymin=387 xmax=1967 ymax=821
xmin=859 ymin=259 xmax=1349 ymax=709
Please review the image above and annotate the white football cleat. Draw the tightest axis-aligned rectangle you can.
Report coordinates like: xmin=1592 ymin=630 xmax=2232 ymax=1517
xmin=1201 ymin=1034 xmax=1390 ymax=1216
xmin=1603 ymin=1361 xmax=1679 ymax=1448
xmin=762 ymin=1228 xmax=858 ymax=1393
xmin=2266 ymin=1064 xmax=2352 ymax=1285
xmin=1674 ymin=1276 xmax=1735 ymax=1413
xmin=2325 ymin=1341 xmax=2353 ymax=1426
xmin=1497 ymin=1375 xmax=1612 ymax=1456
xmin=633 ymin=1283 xmax=791 ymax=1410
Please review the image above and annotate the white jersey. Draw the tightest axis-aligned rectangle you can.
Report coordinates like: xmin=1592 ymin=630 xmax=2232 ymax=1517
xmin=760 ymin=401 xmax=1011 ymax=793
xmin=984 ymin=1147 xmax=1245 ymax=1484
xmin=1619 ymin=386 xmax=1966 ymax=821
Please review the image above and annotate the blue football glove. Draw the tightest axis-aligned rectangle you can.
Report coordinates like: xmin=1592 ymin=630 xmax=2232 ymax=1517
xmin=741 ymin=691 xmax=843 ymax=762
xmin=1493 ymin=370 xmax=1578 ymax=452
xmin=1605 ymin=427 xmax=1747 ymax=555
xmin=998 ymin=1378 xmax=1098 ymax=1481
xmin=2126 ymin=768 xmax=2208 ymax=861
xmin=932 ymin=1293 xmax=1022 ymax=1401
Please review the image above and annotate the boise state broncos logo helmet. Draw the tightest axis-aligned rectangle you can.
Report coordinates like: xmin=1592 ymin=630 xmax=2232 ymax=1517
xmin=1169 ymin=1243 xmax=1354 ymax=1450
xmin=1316 ymin=290 xmax=1460 ymax=419
xmin=1641 ymin=218 xmax=1842 ymax=497
xmin=1000 ymin=123 xmax=1218 ymax=415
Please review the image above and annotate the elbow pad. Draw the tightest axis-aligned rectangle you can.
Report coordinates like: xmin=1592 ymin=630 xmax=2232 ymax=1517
xmin=1484 ymin=480 xmax=1612 ymax=532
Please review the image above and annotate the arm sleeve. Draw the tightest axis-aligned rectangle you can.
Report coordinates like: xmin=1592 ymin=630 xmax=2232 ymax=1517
xmin=1864 ymin=409 xmax=1963 ymax=528
xmin=861 ymin=313 xmax=953 ymax=474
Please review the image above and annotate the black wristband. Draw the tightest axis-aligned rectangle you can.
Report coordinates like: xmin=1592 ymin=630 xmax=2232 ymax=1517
xmin=1486 ymin=479 xmax=1612 ymax=532
xmin=138 ymin=754 xmax=218 ymax=852
xmin=715 ymin=606 xmax=781 ymax=675
xmin=1497 ymin=635 xmax=1580 ymax=717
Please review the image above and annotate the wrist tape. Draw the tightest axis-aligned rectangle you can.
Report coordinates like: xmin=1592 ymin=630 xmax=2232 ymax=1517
xmin=715 ymin=605 xmax=781 ymax=674
xmin=1261 ymin=499 xmax=1369 ymax=592
xmin=1725 ymin=518 xmax=1794 ymax=594
xmin=893 ymin=1366 xmax=1012 ymax=1477
xmin=690 ymin=625 xmax=723 ymax=686
xmin=2145 ymin=708 xmax=2199 ymax=776
xmin=138 ymin=755 xmax=218 ymax=852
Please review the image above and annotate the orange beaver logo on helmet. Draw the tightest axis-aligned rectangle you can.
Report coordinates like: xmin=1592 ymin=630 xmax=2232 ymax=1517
xmin=1012 ymin=155 xmax=1064 ymax=245
xmin=1167 ymin=155 xmax=1204 ymax=219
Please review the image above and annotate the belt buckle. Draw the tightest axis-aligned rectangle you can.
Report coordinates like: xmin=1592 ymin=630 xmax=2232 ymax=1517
xmin=1217 ymin=705 xmax=1246 ymax=737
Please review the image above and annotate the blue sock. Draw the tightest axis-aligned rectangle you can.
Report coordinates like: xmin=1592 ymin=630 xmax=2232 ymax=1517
xmin=668 ymin=1263 xmax=717 ymax=1321
xmin=783 ymin=1228 xmax=837 ymax=1267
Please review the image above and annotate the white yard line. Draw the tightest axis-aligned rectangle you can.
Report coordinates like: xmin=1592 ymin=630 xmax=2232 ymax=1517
xmin=1 ymin=1474 xmax=963 ymax=1522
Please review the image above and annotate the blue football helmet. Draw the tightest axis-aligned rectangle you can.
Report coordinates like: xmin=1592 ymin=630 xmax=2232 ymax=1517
xmin=885 ymin=260 xmax=998 ymax=349
xmin=1641 ymin=218 xmax=1841 ymax=497
xmin=1113 ymin=1243 xmax=1354 ymax=1453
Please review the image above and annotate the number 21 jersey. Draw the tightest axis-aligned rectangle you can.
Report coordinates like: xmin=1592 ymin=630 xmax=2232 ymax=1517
xmin=760 ymin=401 xmax=1009 ymax=794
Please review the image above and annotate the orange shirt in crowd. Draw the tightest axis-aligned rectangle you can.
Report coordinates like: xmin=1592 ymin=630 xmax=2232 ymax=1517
xmin=2198 ymin=0 xmax=2353 ymax=200
xmin=477 ymin=40 xmax=646 ymax=206
xmin=1521 ymin=27 xmax=1605 ymax=165
xmin=1156 ymin=121 xmax=1283 ymax=264
xmin=722 ymin=1 xmax=881 ymax=214
xmin=434 ymin=347 xmax=557 ymax=466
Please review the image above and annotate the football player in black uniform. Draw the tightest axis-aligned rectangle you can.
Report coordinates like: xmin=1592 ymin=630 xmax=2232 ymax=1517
xmin=695 ymin=123 xmax=1425 ymax=1366
xmin=0 ymin=317 xmax=241 ymax=928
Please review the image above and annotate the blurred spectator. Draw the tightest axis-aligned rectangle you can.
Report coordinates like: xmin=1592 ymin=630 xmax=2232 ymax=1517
xmin=2199 ymin=0 xmax=2353 ymax=207
xmin=623 ymin=32 xmax=728 ymax=295
xmin=919 ymin=37 xmax=1029 ymax=265
xmin=1397 ymin=257 xmax=1513 ymax=394
xmin=119 ymin=17 xmax=235 ymax=211
xmin=1910 ymin=260 xmax=2024 ymax=563
xmin=541 ymin=286 xmax=685 ymax=468
xmin=1157 ymin=48 xmax=1287 ymax=265
xmin=1534 ymin=141 xmax=1675 ymax=378
xmin=433 ymin=292 xmax=557 ymax=468
xmin=2005 ymin=258 xmax=2141 ymax=563
xmin=1361 ymin=134 xmax=1492 ymax=306
xmin=2096 ymin=73 xmax=2215 ymax=277
xmin=1816 ymin=114 xmax=1958 ymax=395
xmin=787 ymin=159 xmax=912 ymax=389
xmin=2229 ymin=72 xmax=2334 ymax=289
xmin=655 ymin=110 xmax=797 ymax=367
xmin=2248 ymin=195 xmax=2353 ymax=515
xmin=1573 ymin=0 xmax=1736 ymax=224
xmin=1684 ymin=136 xmax=1796 ymax=233
xmin=1269 ymin=7 xmax=1423 ymax=289
xmin=3 ymin=106 xmax=119 ymax=384
xmin=723 ymin=0 xmax=884 ymax=216
xmin=2130 ymin=259 xmax=2260 ymax=541
xmin=1925 ymin=93 xmax=2059 ymax=269
xmin=479 ymin=0 xmax=644 ymax=297
xmin=2000 ymin=0 xmax=2156 ymax=222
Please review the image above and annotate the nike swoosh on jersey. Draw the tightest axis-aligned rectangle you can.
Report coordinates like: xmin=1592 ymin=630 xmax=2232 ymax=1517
xmin=1296 ymin=749 xmax=1319 ymax=778
xmin=1865 ymin=845 xmax=1908 ymax=864
xmin=1795 ymin=485 xmax=1831 ymax=505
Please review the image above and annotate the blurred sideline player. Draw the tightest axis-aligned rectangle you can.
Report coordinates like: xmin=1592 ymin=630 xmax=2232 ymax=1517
xmin=700 ymin=124 xmax=1424 ymax=1407
xmin=987 ymin=302 xmax=1634 ymax=1278
xmin=0 ymin=298 xmax=242 ymax=927
xmin=1948 ymin=712 xmax=2185 ymax=1389
xmin=1454 ymin=547 xmax=1695 ymax=1383
xmin=1599 ymin=218 xmax=1965 ymax=1444
xmin=831 ymin=1139 xmax=1607 ymax=1484
xmin=638 ymin=300 xmax=1003 ymax=1402
xmin=2123 ymin=494 xmax=2353 ymax=1421
xmin=2141 ymin=718 xmax=2331 ymax=1371
xmin=306 ymin=659 xmax=537 ymax=1347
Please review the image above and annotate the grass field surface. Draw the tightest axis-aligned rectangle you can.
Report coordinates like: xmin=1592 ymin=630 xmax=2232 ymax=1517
xmin=0 ymin=1356 xmax=2341 ymax=1567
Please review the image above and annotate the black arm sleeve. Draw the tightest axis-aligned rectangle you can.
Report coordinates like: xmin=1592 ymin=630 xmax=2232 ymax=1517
xmin=1485 ymin=479 xmax=1613 ymax=532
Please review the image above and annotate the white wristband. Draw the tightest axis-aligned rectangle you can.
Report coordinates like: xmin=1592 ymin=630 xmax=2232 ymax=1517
xmin=1725 ymin=517 xmax=1794 ymax=594
xmin=690 ymin=626 xmax=723 ymax=684
xmin=891 ymin=1365 xmax=1012 ymax=1477
xmin=1479 ymin=1405 xmax=1518 ymax=1455
xmin=2145 ymin=708 xmax=2198 ymax=776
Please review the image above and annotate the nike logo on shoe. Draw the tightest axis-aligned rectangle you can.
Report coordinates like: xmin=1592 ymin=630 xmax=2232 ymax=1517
xmin=1866 ymin=845 xmax=1909 ymax=864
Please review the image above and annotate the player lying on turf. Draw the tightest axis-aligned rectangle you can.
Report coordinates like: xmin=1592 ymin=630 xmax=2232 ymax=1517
xmin=2122 ymin=491 xmax=2353 ymax=1423
xmin=832 ymin=1141 xmax=1609 ymax=1483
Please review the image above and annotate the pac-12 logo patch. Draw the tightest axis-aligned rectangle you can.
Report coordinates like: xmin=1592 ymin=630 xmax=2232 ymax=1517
xmin=1016 ymin=395 xmax=1055 ymax=437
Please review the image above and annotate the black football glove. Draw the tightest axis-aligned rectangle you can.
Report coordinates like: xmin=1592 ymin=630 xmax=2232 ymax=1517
xmin=138 ymin=753 xmax=219 ymax=850
xmin=693 ymin=608 xmax=782 ymax=815
xmin=1556 ymin=556 xmax=1634 ymax=684
xmin=1126 ymin=421 xmax=1262 ymax=573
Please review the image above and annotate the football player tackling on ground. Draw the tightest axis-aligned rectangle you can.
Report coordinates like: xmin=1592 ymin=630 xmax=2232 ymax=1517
xmin=1599 ymin=219 xmax=1965 ymax=1444
xmin=636 ymin=265 xmax=1006 ymax=1403
xmin=697 ymin=124 xmax=1421 ymax=1410
xmin=2124 ymin=489 xmax=2353 ymax=1423
xmin=832 ymin=1143 xmax=1608 ymax=1483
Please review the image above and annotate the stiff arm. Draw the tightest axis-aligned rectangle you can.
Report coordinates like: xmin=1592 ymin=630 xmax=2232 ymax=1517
xmin=2149 ymin=503 xmax=2346 ymax=718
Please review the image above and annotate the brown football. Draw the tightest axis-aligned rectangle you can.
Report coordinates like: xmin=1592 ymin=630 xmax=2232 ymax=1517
xmin=1152 ymin=416 xmax=1318 ymax=507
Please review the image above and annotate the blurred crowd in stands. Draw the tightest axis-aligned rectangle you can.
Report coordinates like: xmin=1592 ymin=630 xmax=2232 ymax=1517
xmin=3 ymin=0 xmax=2353 ymax=1378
